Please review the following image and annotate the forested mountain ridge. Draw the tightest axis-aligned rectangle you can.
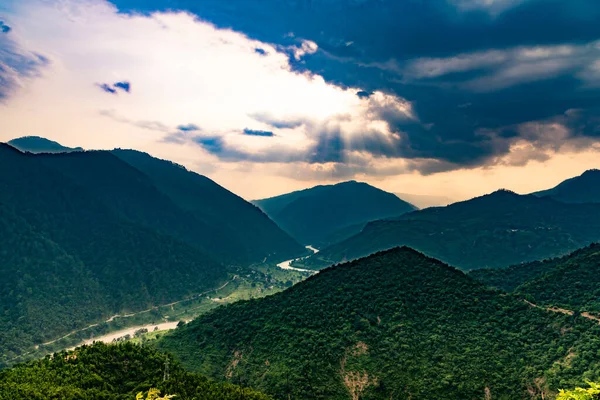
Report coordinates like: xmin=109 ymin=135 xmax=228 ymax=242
xmin=158 ymin=247 xmax=600 ymax=400
xmin=472 ymin=243 xmax=600 ymax=315
xmin=533 ymin=169 xmax=600 ymax=204
xmin=0 ymin=143 xmax=226 ymax=366
xmin=253 ymin=181 xmax=416 ymax=246
xmin=306 ymin=190 xmax=600 ymax=270
xmin=0 ymin=142 xmax=303 ymax=367
xmin=0 ymin=342 xmax=271 ymax=400
xmin=112 ymin=149 xmax=304 ymax=263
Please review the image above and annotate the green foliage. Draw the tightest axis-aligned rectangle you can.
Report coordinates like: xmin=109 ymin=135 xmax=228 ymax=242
xmin=310 ymin=190 xmax=600 ymax=270
xmin=0 ymin=144 xmax=301 ymax=366
xmin=473 ymin=243 xmax=600 ymax=315
xmin=0 ymin=342 xmax=271 ymax=400
xmin=557 ymin=382 xmax=600 ymax=400
xmin=112 ymin=149 xmax=304 ymax=263
xmin=158 ymin=247 xmax=600 ymax=399
xmin=253 ymin=181 xmax=416 ymax=246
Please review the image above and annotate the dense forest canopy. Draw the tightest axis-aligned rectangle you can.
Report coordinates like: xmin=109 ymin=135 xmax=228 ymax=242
xmin=472 ymin=243 xmax=600 ymax=314
xmin=0 ymin=143 xmax=303 ymax=367
xmin=159 ymin=247 xmax=600 ymax=400
xmin=0 ymin=342 xmax=271 ymax=400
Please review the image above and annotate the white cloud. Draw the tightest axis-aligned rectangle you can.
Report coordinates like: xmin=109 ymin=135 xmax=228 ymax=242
xmin=449 ymin=0 xmax=529 ymax=15
xmin=0 ymin=0 xmax=415 ymax=170
xmin=404 ymin=42 xmax=600 ymax=91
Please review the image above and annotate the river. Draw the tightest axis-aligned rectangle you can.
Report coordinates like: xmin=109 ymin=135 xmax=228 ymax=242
xmin=277 ymin=245 xmax=319 ymax=272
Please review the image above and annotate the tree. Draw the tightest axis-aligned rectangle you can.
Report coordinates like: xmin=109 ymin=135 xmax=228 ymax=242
xmin=136 ymin=388 xmax=176 ymax=400
xmin=557 ymin=382 xmax=600 ymax=400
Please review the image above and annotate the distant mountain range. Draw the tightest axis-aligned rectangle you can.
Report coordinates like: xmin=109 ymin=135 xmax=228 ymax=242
xmin=304 ymin=190 xmax=600 ymax=270
xmin=0 ymin=140 xmax=304 ymax=366
xmin=532 ymin=169 xmax=600 ymax=204
xmin=159 ymin=247 xmax=600 ymax=399
xmin=8 ymin=136 xmax=83 ymax=153
xmin=253 ymin=181 xmax=416 ymax=246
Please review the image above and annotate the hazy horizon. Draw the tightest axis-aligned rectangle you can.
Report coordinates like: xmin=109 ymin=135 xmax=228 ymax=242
xmin=2 ymin=0 xmax=600 ymax=201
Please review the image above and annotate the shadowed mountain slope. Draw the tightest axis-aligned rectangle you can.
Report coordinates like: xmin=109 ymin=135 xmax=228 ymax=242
xmin=253 ymin=181 xmax=416 ymax=246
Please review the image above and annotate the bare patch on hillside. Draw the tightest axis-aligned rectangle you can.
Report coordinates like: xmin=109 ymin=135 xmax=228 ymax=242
xmin=225 ymin=350 xmax=243 ymax=379
xmin=340 ymin=342 xmax=377 ymax=400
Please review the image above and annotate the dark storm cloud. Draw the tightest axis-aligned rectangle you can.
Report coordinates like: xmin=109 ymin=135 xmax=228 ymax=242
xmin=114 ymin=81 xmax=131 ymax=93
xmin=98 ymin=81 xmax=131 ymax=95
xmin=0 ymin=34 xmax=49 ymax=100
xmin=98 ymin=83 xmax=117 ymax=94
xmin=194 ymin=136 xmax=224 ymax=154
xmin=243 ymin=128 xmax=275 ymax=137
xmin=0 ymin=21 xmax=10 ymax=34
xmin=110 ymin=0 xmax=600 ymax=172
xmin=177 ymin=123 xmax=201 ymax=132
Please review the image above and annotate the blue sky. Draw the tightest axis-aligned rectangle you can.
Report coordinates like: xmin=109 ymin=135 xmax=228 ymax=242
xmin=1 ymin=0 xmax=599 ymax=201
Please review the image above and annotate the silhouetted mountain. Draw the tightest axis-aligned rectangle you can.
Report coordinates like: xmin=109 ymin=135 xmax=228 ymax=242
xmin=473 ymin=244 xmax=600 ymax=314
xmin=112 ymin=149 xmax=304 ymax=263
xmin=307 ymin=190 xmax=600 ymax=270
xmin=8 ymin=136 xmax=83 ymax=153
xmin=533 ymin=169 xmax=600 ymax=203
xmin=0 ymin=143 xmax=303 ymax=366
xmin=253 ymin=181 xmax=416 ymax=246
xmin=159 ymin=248 xmax=600 ymax=399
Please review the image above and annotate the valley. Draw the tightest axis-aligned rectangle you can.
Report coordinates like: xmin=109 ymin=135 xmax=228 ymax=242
xmin=3 ymin=1 xmax=600 ymax=397
xmin=3 ymin=138 xmax=600 ymax=399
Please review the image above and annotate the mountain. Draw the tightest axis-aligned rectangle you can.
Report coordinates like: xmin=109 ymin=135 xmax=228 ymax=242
xmin=533 ymin=169 xmax=600 ymax=203
xmin=8 ymin=136 xmax=83 ymax=153
xmin=158 ymin=247 xmax=600 ymax=400
xmin=253 ymin=181 xmax=416 ymax=246
xmin=112 ymin=149 xmax=303 ymax=263
xmin=306 ymin=190 xmax=600 ymax=270
xmin=0 ymin=143 xmax=303 ymax=367
xmin=0 ymin=342 xmax=270 ymax=399
xmin=472 ymin=244 xmax=600 ymax=315
xmin=0 ymin=143 xmax=225 ymax=366
xmin=395 ymin=192 xmax=454 ymax=208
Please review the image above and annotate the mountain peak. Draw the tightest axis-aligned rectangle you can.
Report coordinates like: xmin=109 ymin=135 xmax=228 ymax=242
xmin=253 ymin=180 xmax=416 ymax=246
xmin=8 ymin=136 xmax=83 ymax=154
xmin=580 ymin=169 xmax=600 ymax=179
xmin=533 ymin=169 xmax=600 ymax=204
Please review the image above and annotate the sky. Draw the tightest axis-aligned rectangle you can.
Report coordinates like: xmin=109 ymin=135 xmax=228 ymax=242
xmin=1 ymin=0 xmax=600 ymax=203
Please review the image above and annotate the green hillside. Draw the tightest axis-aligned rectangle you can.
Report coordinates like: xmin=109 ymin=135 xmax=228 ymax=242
xmin=0 ymin=144 xmax=226 ymax=367
xmin=253 ymin=181 xmax=416 ymax=246
xmin=112 ymin=149 xmax=304 ymax=264
xmin=0 ymin=342 xmax=270 ymax=400
xmin=473 ymin=244 xmax=600 ymax=315
xmin=158 ymin=248 xmax=600 ymax=400
xmin=307 ymin=190 xmax=600 ymax=270
xmin=0 ymin=143 xmax=303 ymax=367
